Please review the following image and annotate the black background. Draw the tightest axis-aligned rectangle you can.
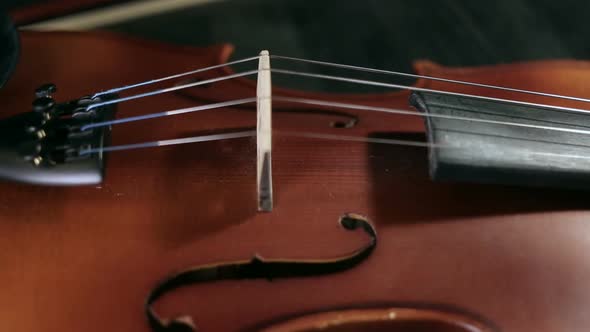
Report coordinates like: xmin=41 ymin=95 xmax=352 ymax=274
xmin=3 ymin=0 xmax=589 ymax=91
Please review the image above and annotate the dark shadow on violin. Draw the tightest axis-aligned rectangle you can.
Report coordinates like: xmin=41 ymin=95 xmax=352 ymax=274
xmin=369 ymin=132 xmax=590 ymax=224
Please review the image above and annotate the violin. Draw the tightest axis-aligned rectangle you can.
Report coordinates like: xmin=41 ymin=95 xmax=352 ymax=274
xmin=3 ymin=13 xmax=590 ymax=332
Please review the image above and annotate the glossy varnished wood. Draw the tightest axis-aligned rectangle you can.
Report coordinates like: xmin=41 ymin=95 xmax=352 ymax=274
xmin=2 ymin=31 xmax=590 ymax=331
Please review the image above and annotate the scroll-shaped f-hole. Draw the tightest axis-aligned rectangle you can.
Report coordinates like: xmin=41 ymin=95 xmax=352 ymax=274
xmin=145 ymin=214 xmax=377 ymax=332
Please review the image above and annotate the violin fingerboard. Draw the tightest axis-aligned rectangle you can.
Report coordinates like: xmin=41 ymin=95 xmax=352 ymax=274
xmin=411 ymin=91 xmax=590 ymax=190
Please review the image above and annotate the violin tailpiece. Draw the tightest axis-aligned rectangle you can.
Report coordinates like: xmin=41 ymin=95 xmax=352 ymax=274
xmin=0 ymin=84 xmax=116 ymax=185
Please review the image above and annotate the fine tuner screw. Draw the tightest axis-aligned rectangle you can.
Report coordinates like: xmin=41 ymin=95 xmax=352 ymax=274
xmin=32 ymin=96 xmax=55 ymax=113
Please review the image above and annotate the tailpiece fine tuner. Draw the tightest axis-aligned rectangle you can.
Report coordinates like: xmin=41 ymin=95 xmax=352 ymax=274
xmin=0 ymin=83 xmax=116 ymax=185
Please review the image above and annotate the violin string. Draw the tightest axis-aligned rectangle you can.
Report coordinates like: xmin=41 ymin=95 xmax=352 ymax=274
xmin=271 ymin=55 xmax=590 ymax=105
xmin=91 ymin=55 xmax=261 ymax=99
xmin=275 ymin=131 xmax=440 ymax=148
xmin=89 ymin=53 xmax=590 ymax=108
xmin=80 ymin=97 xmax=256 ymax=131
xmin=84 ymin=53 xmax=590 ymax=117
xmin=273 ymin=96 xmax=590 ymax=135
xmin=70 ymin=53 xmax=590 ymax=160
xmin=81 ymin=91 xmax=590 ymax=137
xmin=78 ymin=130 xmax=435 ymax=156
xmin=281 ymin=131 xmax=590 ymax=152
xmin=76 ymin=54 xmax=590 ymax=142
xmin=78 ymin=130 xmax=256 ymax=155
xmin=529 ymin=151 xmax=590 ymax=160
xmin=76 ymin=93 xmax=590 ymax=161
xmin=86 ymin=69 xmax=259 ymax=111
xmin=271 ymin=68 xmax=590 ymax=116
xmin=84 ymin=67 xmax=590 ymax=125
xmin=79 ymin=128 xmax=590 ymax=158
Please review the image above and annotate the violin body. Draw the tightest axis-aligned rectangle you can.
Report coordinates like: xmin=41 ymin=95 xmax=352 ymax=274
xmin=3 ymin=31 xmax=590 ymax=332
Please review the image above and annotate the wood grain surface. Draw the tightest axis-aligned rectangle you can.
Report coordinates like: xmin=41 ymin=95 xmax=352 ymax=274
xmin=1 ymin=31 xmax=590 ymax=331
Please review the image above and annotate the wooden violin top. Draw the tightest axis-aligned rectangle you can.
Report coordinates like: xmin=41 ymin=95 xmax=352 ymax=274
xmin=2 ymin=30 xmax=590 ymax=332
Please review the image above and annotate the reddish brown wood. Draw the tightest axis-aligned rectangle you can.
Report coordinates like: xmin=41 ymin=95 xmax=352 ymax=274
xmin=9 ymin=0 xmax=130 ymax=25
xmin=2 ymin=31 xmax=590 ymax=332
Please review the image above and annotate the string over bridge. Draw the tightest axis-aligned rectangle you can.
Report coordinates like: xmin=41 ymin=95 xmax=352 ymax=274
xmin=257 ymin=50 xmax=273 ymax=212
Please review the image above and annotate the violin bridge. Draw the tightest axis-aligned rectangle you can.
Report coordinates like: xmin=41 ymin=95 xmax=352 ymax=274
xmin=257 ymin=50 xmax=273 ymax=212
